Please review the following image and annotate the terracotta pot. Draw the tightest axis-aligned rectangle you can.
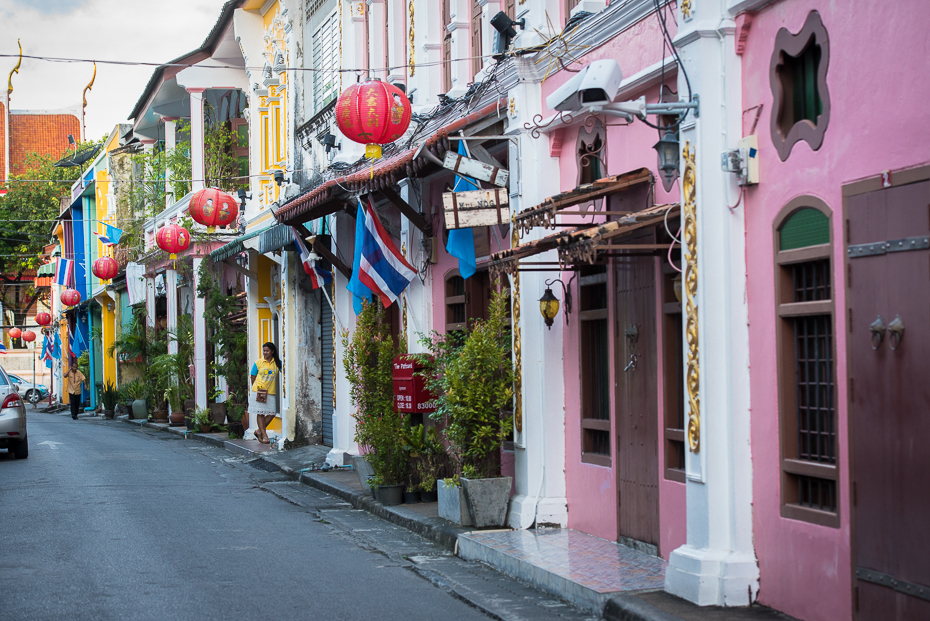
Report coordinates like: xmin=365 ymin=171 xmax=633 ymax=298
xmin=152 ymin=410 xmax=169 ymax=422
xmin=198 ymin=423 xmax=212 ymax=433
xmin=168 ymin=411 xmax=185 ymax=426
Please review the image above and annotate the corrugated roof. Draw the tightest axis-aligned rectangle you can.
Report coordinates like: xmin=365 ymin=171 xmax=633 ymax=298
xmin=209 ymin=225 xmax=268 ymax=263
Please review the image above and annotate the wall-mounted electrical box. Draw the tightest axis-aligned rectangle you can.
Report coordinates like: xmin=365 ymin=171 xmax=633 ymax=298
xmin=721 ymin=134 xmax=760 ymax=186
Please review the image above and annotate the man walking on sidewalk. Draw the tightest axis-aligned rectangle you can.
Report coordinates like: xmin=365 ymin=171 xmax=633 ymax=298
xmin=66 ymin=360 xmax=85 ymax=420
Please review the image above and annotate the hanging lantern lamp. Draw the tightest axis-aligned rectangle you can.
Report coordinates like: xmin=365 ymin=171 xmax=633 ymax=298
xmin=92 ymin=256 xmax=119 ymax=281
xmin=61 ymin=289 xmax=82 ymax=307
xmin=21 ymin=330 xmax=36 ymax=343
xmin=335 ymin=79 xmax=412 ymax=160
xmin=189 ymin=188 xmax=239 ymax=233
xmin=8 ymin=327 xmax=22 ymax=340
xmin=156 ymin=223 xmax=191 ymax=260
xmin=35 ymin=312 xmax=52 ymax=327
xmin=653 ymin=128 xmax=680 ymax=186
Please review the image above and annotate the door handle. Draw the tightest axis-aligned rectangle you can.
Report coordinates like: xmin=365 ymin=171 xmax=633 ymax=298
xmin=888 ymin=315 xmax=904 ymax=351
xmin=869 ymin=315 xmax=885 ymax=350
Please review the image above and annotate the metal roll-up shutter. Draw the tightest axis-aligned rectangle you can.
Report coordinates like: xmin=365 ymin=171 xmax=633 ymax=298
xmin=320 ymin=284 xmax=334 ymax=446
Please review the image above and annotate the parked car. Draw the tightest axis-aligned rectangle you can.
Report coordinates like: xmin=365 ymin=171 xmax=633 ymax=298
xmin=0 ymin=366 xmax=27 ymax=459
xmin=6 ymin=373 xmax=48 ymax=405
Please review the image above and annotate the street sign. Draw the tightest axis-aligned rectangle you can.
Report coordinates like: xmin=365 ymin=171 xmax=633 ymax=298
xmin=442 ymin=188 xmax=510 ymax=229
xmin=442 ymin=151 xmax=509 ymax=188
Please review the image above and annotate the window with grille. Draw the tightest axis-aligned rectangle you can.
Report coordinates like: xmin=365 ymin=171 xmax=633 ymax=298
xmin=579 ymin=266 xmax=610 ymax=466
xmin=312 ymin=8 xmax=339 ymax=114
xmin=445 ymin=269 xmax=492 ymax=334
xmin=775 ymin=200 xmax=838 ymax=526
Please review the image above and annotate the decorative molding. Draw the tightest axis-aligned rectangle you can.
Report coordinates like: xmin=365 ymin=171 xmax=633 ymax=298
xmin=511 ymin=227 xmax=523 ymax=434
xmin=408 ymin=0 xmax=415 ymax=76
xmin=682 ymin=141 xmax=699 ymax=453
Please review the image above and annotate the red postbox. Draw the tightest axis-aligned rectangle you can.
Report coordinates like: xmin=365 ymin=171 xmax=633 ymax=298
xmin=392 ymin=355 xmax=437 ymax=414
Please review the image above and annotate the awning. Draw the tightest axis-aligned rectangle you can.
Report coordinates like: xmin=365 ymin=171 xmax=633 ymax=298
xmin=258 ymin=223 xmax=294 ymax=255
xmin=512 ymin=168 xmax=653 ymax=235
xmin=210 ymin=226 xmax=267 ymax=263
xmin=489 ymin=202 xmax=678 ymax=278
xmin=275 ymin=97 xmax=508 ymax=226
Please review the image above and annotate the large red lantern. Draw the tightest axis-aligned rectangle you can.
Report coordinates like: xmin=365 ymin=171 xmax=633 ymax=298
xmin=21 ymin=330 xmax=36 ymax=343
xmin=335 ymin=80 xmax=412 ymax=159
xmin=93 ymin=256 xmax=119 ymax=281
xmin=61 ymin=289 xmax=82 ymax=307
xmin=35 ymin=312 xmax=51 ymax=327
xmin=189 ymin=188 xmax=239 ymax=232
xmin=8 ymin=327 xmax=21 ymax=339
xmin=156 ymin=224 xmax=191 ymax=260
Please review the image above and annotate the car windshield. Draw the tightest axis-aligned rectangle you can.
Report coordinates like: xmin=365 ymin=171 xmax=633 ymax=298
xmin=0 ymin=369 xmax=10 ymax=386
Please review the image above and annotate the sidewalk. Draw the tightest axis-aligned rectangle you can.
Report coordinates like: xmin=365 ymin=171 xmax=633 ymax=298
xmin=116 ymin=414 xmax=798 ymax=621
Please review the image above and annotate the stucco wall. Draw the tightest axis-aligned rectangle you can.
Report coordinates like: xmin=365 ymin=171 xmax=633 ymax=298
xmin=741 ymin=2 xmax=930 ymax=619
xmin=538 ymin=10 xmax=685 ymax=555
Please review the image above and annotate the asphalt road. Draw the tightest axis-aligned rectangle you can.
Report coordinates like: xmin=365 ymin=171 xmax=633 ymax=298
xmin=0 ymin=407 xmax=506 ymax=621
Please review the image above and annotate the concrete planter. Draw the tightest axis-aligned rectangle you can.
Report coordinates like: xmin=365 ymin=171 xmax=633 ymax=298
xmin=461 ymin=476 xmax=512 ymax=527
xmin=131 ymin=399 xmax=148 ymax=420
xmin=351 ymin=455 xmax=375 ymax=489
xmin=438 ymin=480 xmax=473 ymax=526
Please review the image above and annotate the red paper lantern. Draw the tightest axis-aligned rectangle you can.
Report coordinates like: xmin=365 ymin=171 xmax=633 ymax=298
xmin=156 ymin=224 xmax=191 ymax=260
xmin=189 ymin=188 xmax=239 ymax=232
xmin=335 ymin=80 xmax=412 ymax=159
xmin=93 ymin=256 xmax=119 ymax=280
xmin=21 ymin=330 xmax=36 ymax=343
xmin=61 ymin=289 xmax=82 ymax=307
xmin=8 ymin=327 xmax=21 ymax=339
xmin=35 ymin=312 xmax=52 ymax=326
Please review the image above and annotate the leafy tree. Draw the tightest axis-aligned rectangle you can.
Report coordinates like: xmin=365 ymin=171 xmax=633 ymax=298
xmin=0 ymin=139 xmax=101 ymax=328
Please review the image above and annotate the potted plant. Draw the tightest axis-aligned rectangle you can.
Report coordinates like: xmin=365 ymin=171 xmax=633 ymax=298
xmin=415 ymin=428 xmax=446 ymax=503
xmin=121 ymin=380 xmax=148 ymax=420
xmin=101 ymin=380 xmax=118 ymax=419
xmin=419 ymin=288 xmax=514 ymax=527
xmin=149 ymin=315 xmax=195 ymax=425
xmin=191 ymin=406 xmax=213 ymax=433
xmin=342 ymin=300 xmax=408 ymax=506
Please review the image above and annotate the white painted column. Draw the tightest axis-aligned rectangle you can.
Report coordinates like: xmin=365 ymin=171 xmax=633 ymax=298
xmin=367 ymin=0 xmax=388 ymax=81
xmin=664 ymin=0 xmax=759 ymax=607
xmin=166 ymin=269 xmax=178 ymax=357
xmin=398 ymin=178 xmax=432 ymax=352
xmin=246 ymin=249 xmax=260 ymax=439
xmin=192 ymin=257 xmax=208 ymax=410
xmin=163 ymin=117 xmax=178 ymax=207
xmin=145 ymin=276 xmax=156 ymax=330
xmin=188 ymin=88 xmax=206 ymax=192
xmin=411 ymin=0 xmax=443 ymax=107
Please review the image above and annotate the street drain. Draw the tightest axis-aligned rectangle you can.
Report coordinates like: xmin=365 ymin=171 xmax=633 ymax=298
xmin=245 ymin=458 xmax=281 ymax=472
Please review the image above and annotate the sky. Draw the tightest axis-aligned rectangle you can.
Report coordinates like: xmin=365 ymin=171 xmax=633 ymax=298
xmin=0 ymin=0 xmax=232 ymax=141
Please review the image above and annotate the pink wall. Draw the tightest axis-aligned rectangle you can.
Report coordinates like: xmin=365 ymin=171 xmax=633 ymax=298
xmin=742 ymin=2 xmax=930 ymax=619
xmin=541 ymin=7 xmax=685 ymax=555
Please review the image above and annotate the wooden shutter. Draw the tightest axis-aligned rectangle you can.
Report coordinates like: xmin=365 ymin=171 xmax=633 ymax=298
xmin=442 ymin=0 xmax=452 ymax=92
xmin=230 ymin=118 xmax=249 ymax=187
xmin=505 ymin=0 xmax=516 ymax=19
xmin=471 ymin=0 xmax=483 ymax=77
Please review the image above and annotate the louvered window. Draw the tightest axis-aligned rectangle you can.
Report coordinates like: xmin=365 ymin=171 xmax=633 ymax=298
xmin=312 ymin=8 xmax=340 ymax=114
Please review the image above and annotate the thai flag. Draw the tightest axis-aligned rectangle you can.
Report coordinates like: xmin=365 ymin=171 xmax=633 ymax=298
xmin=348 ymin=197 xmax=416 ymax=313
xmin=0 ymin=343 xmax=6 ymax=354
xmin=41 ymin=335 xmax=53 ymax=361
xmin=55 ymin=258 xmax=74 ymax=287
xmin=291 ymin=227 xmax=332 ymax=290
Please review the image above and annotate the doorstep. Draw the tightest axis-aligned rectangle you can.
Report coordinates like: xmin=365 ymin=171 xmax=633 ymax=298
xmin=118 ymin=415 xmax=273 ymax=455
xmin=457 ymin=528 xmax=666 ymax=615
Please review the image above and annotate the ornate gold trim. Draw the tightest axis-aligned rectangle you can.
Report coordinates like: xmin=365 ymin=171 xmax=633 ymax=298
xmin=408 ymin=1 xmax=415 ymax=76
xmin=7 ymin=39 xmax=22 ymax=97
xmin=332 ymin=283 xmax=336 ymax=410
xmin=681 ymin=0 xmax=692 ymax=20
xmin=683 ymin=141 xmax=700 ymax=452
xmin=511 ymin=227 xmax=523 ymax=433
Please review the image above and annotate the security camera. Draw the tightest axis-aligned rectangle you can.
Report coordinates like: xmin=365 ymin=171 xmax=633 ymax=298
xmin=545 ymin=59 xmax=624 ymax=112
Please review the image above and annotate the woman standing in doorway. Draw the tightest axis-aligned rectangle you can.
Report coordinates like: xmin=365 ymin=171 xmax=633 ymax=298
xmin=250 ymin=342 xmax=281 ymax=444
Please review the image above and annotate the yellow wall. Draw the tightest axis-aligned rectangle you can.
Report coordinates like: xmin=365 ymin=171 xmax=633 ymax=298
xmin=254 ymin=254 xmax=280 ymax=432
xmin=257 ymin=5 xmax=288 ymax=210
xmin=100 ymin=297 xmax=117 ymax=388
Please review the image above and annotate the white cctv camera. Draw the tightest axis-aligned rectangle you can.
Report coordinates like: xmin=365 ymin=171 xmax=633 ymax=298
xmin=545 ymin=59 xmax=624 ymax=112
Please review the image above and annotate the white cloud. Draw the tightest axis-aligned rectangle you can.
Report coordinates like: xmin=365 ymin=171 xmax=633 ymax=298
xmin=0 ymin=0 xmax=231 ymax=140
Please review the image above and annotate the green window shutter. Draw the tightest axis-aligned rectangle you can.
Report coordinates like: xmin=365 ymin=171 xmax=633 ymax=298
xmin=779 ymin=208 xmax=830 ymax=250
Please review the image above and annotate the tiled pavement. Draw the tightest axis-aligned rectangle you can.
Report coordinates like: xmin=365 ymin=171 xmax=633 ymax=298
xmin=458 ymin=528 xmax=666 ymax=613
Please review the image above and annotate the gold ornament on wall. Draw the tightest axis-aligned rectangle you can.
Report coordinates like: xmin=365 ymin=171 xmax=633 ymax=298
xmin=511 ymin=227 xmax=523 ymax=433
xmin=681 ymin=0 xmax=692 ymax=20
xmin=408 ymin=1 xmax=415 ymax=76
xmin=682 ymin=141 xmax=700 ymax=453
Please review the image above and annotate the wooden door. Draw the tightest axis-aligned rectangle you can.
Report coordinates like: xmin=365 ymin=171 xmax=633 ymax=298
xmin=614 ymin=243 xmax=659 ymax=546
xmin=847 ymin=179 xmax=930 ymax=620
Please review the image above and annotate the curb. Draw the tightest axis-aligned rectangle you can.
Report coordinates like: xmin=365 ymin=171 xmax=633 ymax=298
xmin=119 ymin=415 xmax=469 ymax=552
xmin=603 ymin=594 xmax=685 ymax=621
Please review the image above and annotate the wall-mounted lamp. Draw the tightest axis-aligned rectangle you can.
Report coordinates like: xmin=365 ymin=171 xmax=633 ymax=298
xmin=273 ymin=170 xmax=289 ymax=186
xmin=237 ymin=188 xmax=252 ymax=206
xmin=538 ymin=278 xmax=573 ymax=330
xmin=491 ymin=11 xmax=526 ymax=57
xmin=67 ymin=134 xmax=76 ymax=146
xmin=320 ymin=133 xmax=341 ymax=162
xmin=653 ymin=128 xmax=680 ymax=187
